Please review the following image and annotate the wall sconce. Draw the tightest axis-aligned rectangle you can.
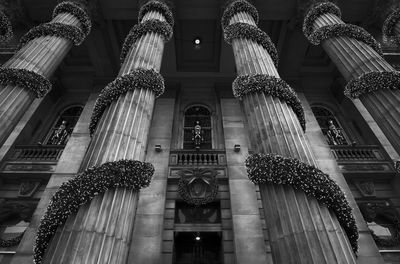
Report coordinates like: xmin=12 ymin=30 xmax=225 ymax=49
xmin=155 ymin=145 xmax=162 ymax=152
xmin=234 ymin=144 xmax=240 ymax=152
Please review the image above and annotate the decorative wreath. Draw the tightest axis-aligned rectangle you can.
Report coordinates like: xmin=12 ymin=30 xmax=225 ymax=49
xmin=233 ymin=74 xmax=306 ymax=132
xmin=19 ymin=22 xmax=85 ymax=48
xmin=34 ymin=159 xmax=154 ymax=264
xmin=177 ymin=168 xmax=219 ymax=206
xmin=308 ymin=23 xmax=383 ymax=57
xmin=383 ymin=8 xmax=400 ymax=45
xmin=221 ymin=0 xmax=259 ymax=29
xmin=224 ymin=22 xmax=278 ymax=67
xmin=0 ymin=67 xmax=51 ymax=98
xmin=344 ymin=71 xmax=400 ymax=99
xmin=0 ymin=233 xmax=24 ymax=248
xmin=0 ymin=9 xmax=12 ymax=42
xmin=245 ymin=153 xmax=358 ymax=253
xmin=120 ymin=19 xmax=172 ymax=62
xmin=53 ymin=1 xmax=92 ymax=36
xmin=303 ymin=1 xmax=341 ymax=39
xmin=89 ymin=68 xmax=165 ymax=134
xmin=138 ymin=0 xmax=174 ymax=27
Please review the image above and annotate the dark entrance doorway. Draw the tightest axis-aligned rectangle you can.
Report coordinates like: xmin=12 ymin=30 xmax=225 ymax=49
xmin=173 ymin=232 xmax=223 ymax=264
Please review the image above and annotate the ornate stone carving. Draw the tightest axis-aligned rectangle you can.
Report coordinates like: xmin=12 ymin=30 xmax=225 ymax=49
xmin=177 ymin=168 xmax=219 ymax=206
xmin=18 ymin=181 xmax=40 ymax=197
xmin=354 ymin=181 xmax=376 ymax=197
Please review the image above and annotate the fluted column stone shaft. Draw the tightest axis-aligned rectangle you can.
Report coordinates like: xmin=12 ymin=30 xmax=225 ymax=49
xmin=226 ymin=6 xmax=356 ymax=264
xmin=312 ymin=12 xmax=400 ymax=154
xmin=42 ymin=8 xmax=168 ymax=264
xmin=0 ymin=12 xmax=83 ymax=146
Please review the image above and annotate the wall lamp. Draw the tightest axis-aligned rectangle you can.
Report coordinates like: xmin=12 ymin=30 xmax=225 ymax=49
xmin=234 ymin=144 xmax=241 ymax=152
xmin=155 ymin=145 xmax=162 ymax=152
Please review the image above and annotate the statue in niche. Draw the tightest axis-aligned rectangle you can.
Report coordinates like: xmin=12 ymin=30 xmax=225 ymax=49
xmin=192 ymin=121 xmax=203 ymax=150
xmin=49 ymin=120 xmax=69 ymax=145
xmin=326 ymin=119 xmax=346 ymax=145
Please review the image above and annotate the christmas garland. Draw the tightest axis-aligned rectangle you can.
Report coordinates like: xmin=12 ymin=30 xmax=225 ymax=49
xmin=221 ymin=0 xmax=258 ymax=29
xmin=138 ymin=0 xmax=174 ymax=27
xmin=344 ymin=71 xmax=400 ymax=98
xmin=178 ymin=177 xmax=218 ymax=206
xmin=89 ymin=68 xmax=165 ymax=134
xmin=233 ymin=74 xmax=306 ymax=132
xmin=308 ymin=24 xmax=383 ymax=57
xmin=53 ymin=1 xmax=92 ymax=37
xmin=383 ymin=8 xmax=400 ymax=45
xmin=245 ymin=153 xmax=358 ymax=253
xmin=0 ymin=10 xmax=12 ymax=42
xmin=303 ymin=1 xmax=341 ymax=39
xmin=0 ymin=68 xmax=51 ymax=98
xmin=0 ymin=233 xmax=24 ymax=248
xmin=20 ymin=22 xmax=85 ymax=48
xmin=120 ymin=19 xmax=172 ymax=62
xmin=224 ymin=22 xmax=278 ymax=67
xmin=34 ymin=159 xmax=154 ymax=264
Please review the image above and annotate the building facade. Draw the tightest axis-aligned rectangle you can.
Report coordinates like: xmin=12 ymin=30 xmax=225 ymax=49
xmin=0 ymin=0 xmax=400 ymax=263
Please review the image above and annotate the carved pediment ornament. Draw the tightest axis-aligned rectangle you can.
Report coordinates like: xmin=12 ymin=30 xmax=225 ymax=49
xmin=18 ymin=181 xmax=40 ymax=197
xmin=177 ymin=168 xmax=218 ymax=206
xmin=354 ymin=180 xmax=376 ymax=197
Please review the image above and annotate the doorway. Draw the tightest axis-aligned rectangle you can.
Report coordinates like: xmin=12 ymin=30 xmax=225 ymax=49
xmin=173 ymin=232 xmax=223 ymax=264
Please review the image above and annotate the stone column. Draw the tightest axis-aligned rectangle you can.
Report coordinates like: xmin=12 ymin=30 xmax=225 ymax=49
xmin=383 ymin=7 xmax=400 ymax=46
xmin=222 ymin=1 xmax=357 ymax=263
xmin=304 ymin=2 xmax=400 ymax=154
xmin=39 ymin=1 xmax=173 ymax=264
xmin=0 ymin=1 xmax=91 ymax=146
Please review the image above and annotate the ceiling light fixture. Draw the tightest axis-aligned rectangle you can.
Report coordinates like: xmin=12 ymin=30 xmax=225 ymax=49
xmin=194 ymin=37 xmax=201 ymax=45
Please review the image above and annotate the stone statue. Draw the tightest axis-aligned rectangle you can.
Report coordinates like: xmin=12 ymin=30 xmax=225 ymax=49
xmin=49 ymin=120 xmax=69 ymax=145
xmin=192 ymin=121 xmax=203 ymax=150
xmin=326 ymin=119 xmax=346 ymax=145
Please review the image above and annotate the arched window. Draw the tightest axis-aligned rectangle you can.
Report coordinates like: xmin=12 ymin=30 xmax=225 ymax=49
xmin=311 ymin=106 xmax=349 ymax=145
xmin=43 ymin=105 xmax=83 ymax=145
xmin=183 ymin=106 xmax=212 ymax=149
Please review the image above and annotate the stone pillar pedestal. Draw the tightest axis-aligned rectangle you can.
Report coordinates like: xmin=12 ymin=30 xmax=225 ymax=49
xmin=0 ymin=2 xmax=89 ymax=146
xmin=305 ymin=3 xmax=400 ymax=154
xmin=41 ymin=2 xmax=172 ymax=264
xmin=223 ymin=1 xmax=356 ymax=263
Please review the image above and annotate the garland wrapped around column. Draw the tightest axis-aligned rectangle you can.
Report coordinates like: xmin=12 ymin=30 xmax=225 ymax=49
xmin=246 ymin=153 xmax=358 ymax=252
xmin=89 ymin=68 xmax=165 ymax=134
xmin=304 ymin=1 xmax=400 ymax=155
xmin=232 ymin=74 xmax=306 ymax=131
xmin=223 ymin=1 xmax=358 ymax=263
xmin=0 ymin=9 xmax=12 ymax=42
xmin=39 ymin=1 xmax=173 ymax=263
xmin=0 ymin=68 xmax=51 ymax=98
xmin=0 ymin=0 xmax=91 ymax=146
xmin=383 ymin=8 xmax=400 ymax=45
xmin=33 ymin=160 xmax=154 ymax=264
